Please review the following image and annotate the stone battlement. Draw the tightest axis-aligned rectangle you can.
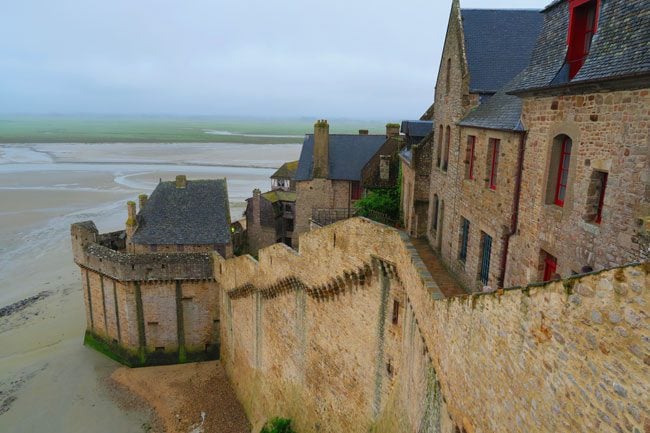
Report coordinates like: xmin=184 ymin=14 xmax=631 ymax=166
xmin=72 ymin=221 xmax=214 ymax=282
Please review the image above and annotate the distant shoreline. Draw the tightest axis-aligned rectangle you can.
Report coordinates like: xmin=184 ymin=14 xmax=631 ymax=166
xmin=0 ymin=116 xmax=388 ymax=145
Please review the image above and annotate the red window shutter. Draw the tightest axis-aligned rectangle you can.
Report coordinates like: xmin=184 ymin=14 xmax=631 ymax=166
xmin=543 ymin=254 xmax=557 ymax=282
xmin=489 ymin=139 xmax=499 ymax=190
xmin=595 ymin=172 xmax=608 ymax=223
xmin=554 ymin=137 xmax=572 ymax=206
xmin=351 ymin=181 xmax=362 ymax=200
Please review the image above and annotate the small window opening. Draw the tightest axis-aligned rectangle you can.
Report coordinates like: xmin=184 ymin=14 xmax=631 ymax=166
xmin=147 ymin=321 xmax=159 ymax=326
xmin=465 ymin=135 xmax=476 ymax=180
xmin=585 ymin=170 xmax=607 ymax=224
xmin=487 ymin=138 xmax=500 ymax=190
xmin=351 ymin=181 xmax=362 ymax=200
xmin=554 ymin=137 xmax=572 ymax=206
xmin=479 ymin=232 xmax=492 ymax=285
xmin=443 ymin=126 xmax=451 ymax=171
xmin=437 ymin=125 xmax=443 ymax=168
xmin=445 ymin=58 xmax=451 ymax=95
xmin=459 ymin=218 xmax=470 ymax=263
xmin=392 ymin=300 xmax=400 ymax=325
xmin=155 ymin=346 xmax=165 ymax=353
xmin=386 ymin=359 xmax=394 ymax=377
xmin=542 ymin=251 xmax=558 ymax=282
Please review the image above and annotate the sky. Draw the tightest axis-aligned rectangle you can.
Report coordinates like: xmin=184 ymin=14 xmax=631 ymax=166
xmin=0 ymin=0 xmax=549 ymax=120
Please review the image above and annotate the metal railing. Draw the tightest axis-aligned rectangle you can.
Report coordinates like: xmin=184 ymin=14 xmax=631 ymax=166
xmin=311 ymin=208 xmax=356 ymax=227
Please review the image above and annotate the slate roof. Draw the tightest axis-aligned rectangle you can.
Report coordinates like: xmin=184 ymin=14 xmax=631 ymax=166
xmin=295 ymin=134 xmax=388 ymax=181
xmin=262 ymin=190 xmax=297 ymax=203
xmin=271 ymin=160 xmax=298 ymax=179
xmin=132 ymin=179 xmax=231 ymax=245
xmin=512 ymin=0 xmax=650 ymax=93
xmin=401 ymin=121 xmax=434 ymax=139
xmin=458 ymin=73 xmax=526 ymax=131
xmin=460 ymin=9 xmax=544 ymax=94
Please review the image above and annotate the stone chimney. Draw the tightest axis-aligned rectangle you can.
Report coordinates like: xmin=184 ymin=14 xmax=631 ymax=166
xmin=138 ymin=194 xmax=148 ymax=210
xmin=176 ymin=175 xmax=187 ymax=189
xmin=386 ymin=123 xmax=400 ymax=138
xmin=313 ymin=120 xmax=329 ymax=179
xmin=252 ymin=189 xmax=262 ymax=225
xmin=125 ymin=200 xmax=137 ymax=249
xmin=359 ymin=129 xmax=369 ymax=135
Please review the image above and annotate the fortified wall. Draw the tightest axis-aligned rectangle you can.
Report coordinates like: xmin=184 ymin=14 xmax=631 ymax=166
xmin=216 ymin=217 xmax=649 ymax=433
xmin=72 ymin=221 xmax=220 ymax=366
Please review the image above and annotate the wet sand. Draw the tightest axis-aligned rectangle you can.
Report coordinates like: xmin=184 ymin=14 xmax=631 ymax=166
xmin=0 ymin=142 xmax=300 ymax=432
xmin=111 ymin=362 xmax=250 ymax=433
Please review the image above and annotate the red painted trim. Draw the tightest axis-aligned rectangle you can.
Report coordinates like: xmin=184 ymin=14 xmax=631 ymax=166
xmin=489 ymin=139 xmax=499 ymax=190
xmin=543 ymin=254 xmax=557 ymax=282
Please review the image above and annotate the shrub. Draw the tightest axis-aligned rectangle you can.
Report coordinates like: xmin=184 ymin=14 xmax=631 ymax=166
xmin=354 ymin=187 xmax=400 ymax=225
xmin=260 ymin=417 xmax=295 ymax=433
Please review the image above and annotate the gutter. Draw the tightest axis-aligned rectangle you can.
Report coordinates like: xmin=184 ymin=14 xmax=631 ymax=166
xmin=498 ymin=131 xmax=526 ymax=288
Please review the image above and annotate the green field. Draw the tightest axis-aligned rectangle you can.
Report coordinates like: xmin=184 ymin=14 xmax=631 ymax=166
xmin=0 ymin=116 xmax=389 ymax=144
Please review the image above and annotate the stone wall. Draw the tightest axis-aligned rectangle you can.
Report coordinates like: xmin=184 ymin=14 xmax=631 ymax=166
xmin=506 ymin=88 xmax=650 ymax=287
xmin=401 ymin=135 xmax=433 ymax=237
xmin=217 ymin=217 xmax=649 ymax=433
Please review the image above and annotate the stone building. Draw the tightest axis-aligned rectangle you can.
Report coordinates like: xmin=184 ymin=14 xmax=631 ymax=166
xmin=245 ymin=162 xmax=298 ymax=255
xmin=424 ymin=2 xmax=544 ymax=291
xmin=413 ymin=0 xmax=649 ymax=292
xmin=71 ymin=175 xmax=233 ymax=365
xmin=293 ymin=120 xmax=399 ymax=243
xmin=504 ymin=0 xmax=650 ymax=286
xmin=128 ymin=175 xmax=233 ymax=258
xmin=399 ymin=120 xmax=434 ymax=237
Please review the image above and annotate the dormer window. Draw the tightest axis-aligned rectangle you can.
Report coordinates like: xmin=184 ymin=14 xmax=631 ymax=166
xmin=567 ymin=0 xmax=600 ymax=79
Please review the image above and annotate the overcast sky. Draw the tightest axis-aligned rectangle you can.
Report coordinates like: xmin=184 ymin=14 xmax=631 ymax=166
xmin=0 ymin=0 xmax=549 ymax=119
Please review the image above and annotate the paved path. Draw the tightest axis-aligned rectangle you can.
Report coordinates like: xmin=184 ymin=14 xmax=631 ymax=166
xmin=409 ymin=237 xmax=467 ymax=297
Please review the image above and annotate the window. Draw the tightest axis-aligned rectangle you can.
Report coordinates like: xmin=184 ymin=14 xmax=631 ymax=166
xmin=543 ymin=252 xmax=558 ymax=282
xmin=465 ymin=135 xmax=476 ymax=180
xmin=487 ymin=138 xmax=500 ymax=190
xmin=585 ymin=170 xmax=607 ymax=223
xmin=392 ymin=300 xmax=399 ymax=325
xmin=479 ymin=232 xmax=492 ymax=285
xmin=432 ymin=194 xmax=439 ymax=231
xmin=445 ymin=58 xmax=451 ymax=95
xmin=567 ymin=0 xmax=599 ymax=79
xmin=554 ymin=137 xmax=572 ymax=206
xmin=351 ymin=181 xmax=362 ymax=200
xmin=437 ymin=125 xmax=443 ymax=168
xmin=459 ymin=218 xmax=470 ymax=263
xmin=284 ymin=218 xmax=294 ymax=232
xmin=150 ymin=244 xmax=157 ymax=252
xmin=443 ymin=126 xmax=451 ymax=171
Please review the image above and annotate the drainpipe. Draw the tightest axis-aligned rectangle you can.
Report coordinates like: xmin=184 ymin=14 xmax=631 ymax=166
xmin=498 ymin=132 xmax=526 ymax=288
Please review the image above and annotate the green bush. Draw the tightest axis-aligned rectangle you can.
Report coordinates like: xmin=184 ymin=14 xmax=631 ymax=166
xmin=260 ymin=417 xmax=295 ymax=433
xmin=354 ymin=187 xmax=400 ymax=225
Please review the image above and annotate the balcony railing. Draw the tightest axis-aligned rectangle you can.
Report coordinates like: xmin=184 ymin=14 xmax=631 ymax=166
xmin=311 ymin=208 xmax=356 ymax=227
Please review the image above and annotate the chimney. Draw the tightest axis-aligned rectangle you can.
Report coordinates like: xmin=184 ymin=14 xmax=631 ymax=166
xmin=386 ymin=123 xmax=400 ymax=138
xmin=125 ymin=200 xmax=137 ymax=249
xmin=138 ymin=194 xmax=148 ymax=210
xmin=358 ymin=129 xmax=369 ymax=135
xmin=176 ymin=175 xmax=187 ymax=189
xmin=313 ymin=119 xmax=329 ymax=179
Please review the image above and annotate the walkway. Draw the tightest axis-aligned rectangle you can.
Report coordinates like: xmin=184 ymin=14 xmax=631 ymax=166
xmin=409 ymin=237 xmax=467 ymax=297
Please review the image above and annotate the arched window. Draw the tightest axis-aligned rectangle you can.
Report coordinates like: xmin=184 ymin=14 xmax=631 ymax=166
xmin=546 ymin=135 xmax=573 ymax=206
xmin=443 ymin=126 xmax=451 ymax=171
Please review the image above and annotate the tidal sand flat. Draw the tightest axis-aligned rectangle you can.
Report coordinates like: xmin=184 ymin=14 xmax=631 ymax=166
xmin=0 ymin=142 xmax=300 ymax=432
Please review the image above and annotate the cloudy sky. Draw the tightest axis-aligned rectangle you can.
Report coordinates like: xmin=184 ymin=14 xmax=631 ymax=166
xmin=0 ymin=0 xmax=549 ymax=119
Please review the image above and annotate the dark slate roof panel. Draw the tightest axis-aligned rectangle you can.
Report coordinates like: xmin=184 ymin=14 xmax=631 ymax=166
xmin=132 ymin=179 xmax=231 ymax=245
xmin=461 ymin=9 xmax=544 ymax=93
xmin=271 ymin=160 xmax=298 ymax=179
xmin=295 ymin=134 xmax=388 ymax=181
xmin=513 ymin=0 xmax=650 ymax=92
xmin=401 ymin=120 xmax=434 ymax=138
xmin=458 ymin=73 xmax=526 ymax=131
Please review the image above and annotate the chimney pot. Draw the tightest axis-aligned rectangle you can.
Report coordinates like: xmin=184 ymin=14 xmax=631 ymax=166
xmin=138 ymin=194 xmax=148 ymax=210
xmin=386 ymin=123 xmax=400 ymax=138
xmin=126 ymin=201 xmax=137 ymax=227
xmin=176 ymin=175 xmax=187 ymax=188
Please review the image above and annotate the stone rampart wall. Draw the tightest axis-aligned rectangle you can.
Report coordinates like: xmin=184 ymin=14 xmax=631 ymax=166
xmin=218 ymin=217 xmax=649 ymax=433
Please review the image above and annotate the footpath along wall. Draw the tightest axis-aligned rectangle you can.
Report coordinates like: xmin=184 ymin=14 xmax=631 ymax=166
xmin=215 ymin=217 xmax=649 ymax=433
